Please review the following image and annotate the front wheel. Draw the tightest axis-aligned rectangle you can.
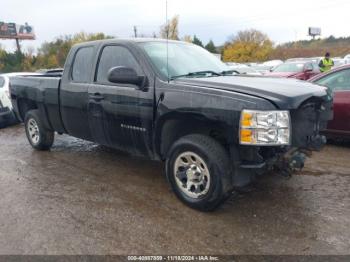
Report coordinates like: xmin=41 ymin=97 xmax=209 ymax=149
xmin=166 ymin=134 xmax=233 ymax=211
xmin=24 ymin=110 xmax=54 ymax=150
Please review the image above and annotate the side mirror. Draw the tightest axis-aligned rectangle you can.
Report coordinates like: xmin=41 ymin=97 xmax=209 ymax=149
xmin=107 ymin=66 xmax=147 ymax=88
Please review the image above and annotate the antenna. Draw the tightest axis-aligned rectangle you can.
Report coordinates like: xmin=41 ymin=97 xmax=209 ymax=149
xmin=166 ymin=0 xmax=169 ymax=83
xmin=133 ymin=25 xmax=137 ymax=38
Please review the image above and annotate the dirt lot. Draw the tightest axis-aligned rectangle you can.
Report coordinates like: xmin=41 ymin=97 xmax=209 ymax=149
xmin=0 ymin=124 xmax=349 ymax=255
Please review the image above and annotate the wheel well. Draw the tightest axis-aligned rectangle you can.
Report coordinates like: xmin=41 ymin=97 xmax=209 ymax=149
xmin=18 ymin=99 xmax=38 ymax=121
xmin=158 ymin=119 xmax=231 ymax=159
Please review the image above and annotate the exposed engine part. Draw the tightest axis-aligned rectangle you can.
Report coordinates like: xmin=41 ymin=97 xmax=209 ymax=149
xmin=273 ymin=148 xmax=307 ymax=178
xmin=288 ymin=152 xmax=306 ymax=170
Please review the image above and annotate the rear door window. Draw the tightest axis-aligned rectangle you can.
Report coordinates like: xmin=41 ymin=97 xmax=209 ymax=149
xmin=71 ymin=47 xmax=94 ymax=83
xmin=96 ymin=45 xmax=142 ymax=84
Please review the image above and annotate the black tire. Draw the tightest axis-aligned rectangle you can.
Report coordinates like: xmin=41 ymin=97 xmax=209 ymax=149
xmin=166 ymin=134 xmax=233 ymax=211
xmin=24 ymin=110 xmax=54 ymax=150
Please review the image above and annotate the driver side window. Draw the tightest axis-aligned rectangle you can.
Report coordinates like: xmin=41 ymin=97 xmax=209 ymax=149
xmin=316 ymin=69 xmax=350 ymax=91
xmin=96 ymin=45 xmax=142 ymax=84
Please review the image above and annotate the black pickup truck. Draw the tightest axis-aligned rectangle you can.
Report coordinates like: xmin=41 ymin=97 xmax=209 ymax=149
xmin=10 ymin=39 xmax=332 ymax=211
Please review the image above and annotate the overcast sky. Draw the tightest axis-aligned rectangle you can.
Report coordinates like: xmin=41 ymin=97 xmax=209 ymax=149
xmin=1 ymin=0 xmax=350 ymax=52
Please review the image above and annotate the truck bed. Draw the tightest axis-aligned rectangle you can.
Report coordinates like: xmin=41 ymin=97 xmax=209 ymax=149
xmin=10 ymin=75 xmax=65 ymax=133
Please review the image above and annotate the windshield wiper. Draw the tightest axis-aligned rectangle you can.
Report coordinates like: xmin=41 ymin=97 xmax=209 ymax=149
xmin=170 ymin=70 xmax=222 ymax=80
xmin=220 ymin=70 xmax=239 ymax=75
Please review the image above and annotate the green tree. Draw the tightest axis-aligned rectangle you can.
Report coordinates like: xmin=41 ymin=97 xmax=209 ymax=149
xmin=0 ymin=46 xmax=6 ymax=72
xmin=192 ymin=35 xmax=203 ymax=47
xmin=223 ymin=29 xmax=273 ymax=62
xmin=21 ymin=47 xmax=36 ymax=71
xmin=0 ymin=32 xmax=113 ymax=73
xmin=0 ymin=51 xmax=24 ymax=72
xmin=35 ymin=32 xmax=112 ymax=69
xmin=205 ymin=40 xmax=216 ymax=53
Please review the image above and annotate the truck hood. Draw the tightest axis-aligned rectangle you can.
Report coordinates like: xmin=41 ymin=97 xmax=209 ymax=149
xmin=174 ymin=76 xmax=328 ymax=109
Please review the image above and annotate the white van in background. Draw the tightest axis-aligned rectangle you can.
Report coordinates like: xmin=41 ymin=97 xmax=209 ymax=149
xmin=344 ymin=54 xmax=350 ymax=64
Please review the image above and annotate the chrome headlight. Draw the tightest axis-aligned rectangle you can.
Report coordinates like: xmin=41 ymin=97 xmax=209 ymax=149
xmin=240 ymin=110 xmax=291 ymax=145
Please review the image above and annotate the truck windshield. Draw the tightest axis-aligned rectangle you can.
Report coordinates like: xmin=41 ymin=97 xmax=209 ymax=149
xmin=139 ymin=41 xmax=229 ymax=80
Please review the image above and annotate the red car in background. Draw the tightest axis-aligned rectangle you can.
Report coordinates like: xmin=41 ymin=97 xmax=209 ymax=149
xmin=265 ymin=61 xmax=320 ymax=80
xmin=309 ymin=64 xmax=350 ymax=139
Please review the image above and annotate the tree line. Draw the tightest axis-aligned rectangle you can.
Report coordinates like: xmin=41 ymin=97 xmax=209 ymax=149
xmin=0 ymin=32 xmax=113 ymax=72
xmin=1 ymin=15 xmax=350 ymax=73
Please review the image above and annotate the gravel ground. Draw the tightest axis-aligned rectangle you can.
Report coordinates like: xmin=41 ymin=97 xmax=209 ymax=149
xmin=0 ymin=124 xmax=349 ymax=255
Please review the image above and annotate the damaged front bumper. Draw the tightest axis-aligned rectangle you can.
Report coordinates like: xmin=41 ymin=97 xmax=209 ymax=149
xmin=232 ymin=94 xmax=333 ymax=187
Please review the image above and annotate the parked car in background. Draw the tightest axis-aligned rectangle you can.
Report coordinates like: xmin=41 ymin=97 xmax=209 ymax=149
xmin=0 ymin=72 xmax=40 ymax=127
xmin=232 ymin=66 xmax=262 ymax=76
xmin=286 ymin=57 xmax=345 ymax=68
xmin=264 ymin=61 xmax=320 ymax=80
xmin=286 ymin=58 xmax=308 ymax=62
xmin=344 ymin=54 xmax=350 ymax=64
xmin=225 ymin=62 xmax=240 ymax=67
xmin=250 ymin=64 xmax=272 ymax=74
xmin=226 ymin=62 xmax=278 ymax=75
xmin=332 ymin=58 xmax=346 ymax=68
xmin=286 ymin=57 xmax=322 ymax=63
xmin=261 ymin=60 xmax=283 ymax=68
xmin=309 ymin=64 xmax=350 ymax=139
xmin=226 ymin=63 xmax=262 ymax=76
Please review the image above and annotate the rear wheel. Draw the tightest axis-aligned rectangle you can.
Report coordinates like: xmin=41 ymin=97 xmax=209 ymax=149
xmin=166 ymin=134 xmax=233 ymax=211
xmin=24 ymin=110 xmax=54 ymax=150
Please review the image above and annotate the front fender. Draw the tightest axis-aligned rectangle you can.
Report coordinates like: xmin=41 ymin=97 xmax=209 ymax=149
xmin=153 ymin=82 xmax=276 ymax=158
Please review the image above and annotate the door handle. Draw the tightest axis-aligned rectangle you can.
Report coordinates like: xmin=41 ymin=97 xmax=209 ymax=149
xmin=90 ymin=93 xmax=104 ymax=102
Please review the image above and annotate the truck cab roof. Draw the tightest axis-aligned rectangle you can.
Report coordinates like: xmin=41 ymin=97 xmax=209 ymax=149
xmin=73 ymin=38 xmax=188 ymax=49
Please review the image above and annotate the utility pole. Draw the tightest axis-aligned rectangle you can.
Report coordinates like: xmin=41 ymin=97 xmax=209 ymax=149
xmin=15 ymin=38 xmax=21 ymax=54
xmin=133 ymin=26 xmax=137 ymax=38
